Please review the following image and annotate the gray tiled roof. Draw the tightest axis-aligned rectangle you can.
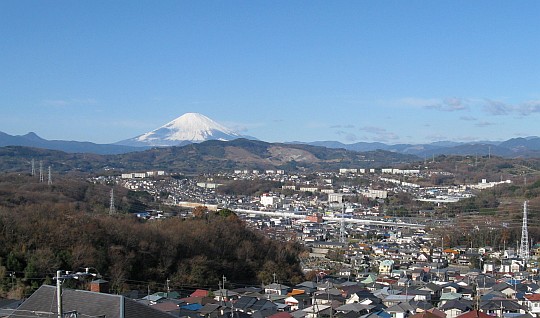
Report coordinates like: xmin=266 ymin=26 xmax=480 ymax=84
xmin=9 ymin=285 xmax=174 ymax=318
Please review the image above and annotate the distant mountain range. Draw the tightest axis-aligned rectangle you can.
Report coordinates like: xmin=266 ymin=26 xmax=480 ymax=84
xmin=295 ymin=137 xmax=540 ymax=158
xmin=0 ymin=131 xmax=146 ymax=155
xmin=0 ymin=112 xmax=539 ymax=158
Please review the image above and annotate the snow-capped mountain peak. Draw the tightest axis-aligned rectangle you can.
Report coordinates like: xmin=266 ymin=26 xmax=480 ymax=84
xmin=118 ymin=113 xmax=248 ymax=147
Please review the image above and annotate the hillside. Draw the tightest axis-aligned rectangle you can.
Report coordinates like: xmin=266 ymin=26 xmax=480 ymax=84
xmin=0 ymin=174 xmax=304 ymax=298
xmin=0 ymin=139 xmax=419 ymax=174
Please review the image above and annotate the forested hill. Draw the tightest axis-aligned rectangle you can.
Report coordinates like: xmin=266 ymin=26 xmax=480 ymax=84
xmin=0 ymin=174 xmax=304 ymax=298
xmin=0 ymin=138 xmax=419 ymax=174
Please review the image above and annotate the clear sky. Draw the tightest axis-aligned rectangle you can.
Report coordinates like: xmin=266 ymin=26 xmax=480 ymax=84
xmin=1 ymin=1 xmax=539 ymax=145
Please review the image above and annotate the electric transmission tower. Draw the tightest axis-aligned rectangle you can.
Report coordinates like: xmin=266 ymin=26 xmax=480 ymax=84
xmin=109 ymin=188 xmax=116 ymax=215
xmin=47 ymin=166 xmax=52 ymax=185
xmin=31 ymin=158 xmax=35 ymax=176
xmin=39 ymin=161 xmax=44 ymax=182
xmin=519 ymin=201 xmax=530 ymax=261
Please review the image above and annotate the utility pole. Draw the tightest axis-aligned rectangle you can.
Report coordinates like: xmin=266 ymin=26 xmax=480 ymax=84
xmin=340 ymin=204 xmax=346 ymax=244
xmin=9 ymin=272 xmax=15 ymax=290
xmin=55 ymin=268 xmax=97 ymax=318
xmin=219 ymin=280 xmax=223 ymax=306
xmin=56 ymin=270 xmax=62 ymax=318
xmin=222 ymin=275 xmax=227 ymax=303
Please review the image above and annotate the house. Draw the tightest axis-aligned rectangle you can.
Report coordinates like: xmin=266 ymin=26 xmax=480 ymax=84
xmin=441 ymin=283 xmax=461 ymax=295
xmin=359 ymin=310 xmax=392 ymax=318
xmin=493 ymin=282 xmax=518 ymax=298
xmin=191 ymin=289 xmax=210 ymax=297
xmin=479 ymin=299 xmax=528 ymax=316
xmin=417 ymin=253 xmax=430 ymax=263
xmin=346 ymin=291 xmax=384 ymax=309
xmin=382 ymin=295 xmax=415 ymax=307
xmin=425 ymin=308 xmax=446 ymax=318
xmin=411 ymin=269 xmax=427 ymax=282
xmin=335 ymin=303 xmax=375 ymax=315
xmin=524 ymin=294 xmax=540 ymax=316
xmin=150 ymin=300 xmax=182 ymax=315
xmin=249 ymin=299 xmax=278 ymax=314
xmin=408 ymin=311 xmax=443 ymax=318
xmin=265 ymin=283 xmax=290 ymax=296
xmin=198 ymin=303 xmax=223 ymax=318
xmin=385 ymin=302 xmax=415 ymax=318
xmin=214 ymin=289 xmax=240 ymax=302
xmin=180 ymin=296 xmax=217 ymax=306
xmin=0 ymin=298 xmax=23 ymax=317
xmin=439 ymin=292 xmax=463 ymax=307
xmin=339 ymin=284 xmax=366 ymax=298
xmin=439 ymin=299 xmax=473 ymax=318
xmin=297 ymin=304 xmax=332 ymax=318
xmin=379 ymin=260 xmax=394 ymax=275
xmin=8 ymin=285 xmax=174 ymax=318
xmin=235 ymin=296 xmax=258 ymax=312
xmin=294 ymin=282 xmax=318 ymax=295
xmin=268 ymin=312 xmax=294 ymax=318
xmin=419 ymin=283 xmax=443 ymax=299
xmin=454 ymin=310 xmax=491 ymax=318
xmin=313 ymin=289 xmax=345 ymax=306
xmin=403 ymin=289 xmax=432 ymax=302
xmin=500 ymin=259 xmax=525 ymax=273
xmin=284 ymin=294 xmax=310 ymax=311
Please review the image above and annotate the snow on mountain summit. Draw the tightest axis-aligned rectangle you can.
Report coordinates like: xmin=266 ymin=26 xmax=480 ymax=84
xmin=118 ymin=113 xmax=247 ymax=147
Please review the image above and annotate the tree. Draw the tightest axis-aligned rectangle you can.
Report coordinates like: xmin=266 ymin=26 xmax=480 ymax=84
xmin=192 ymin=206 xmax=208 ymax=218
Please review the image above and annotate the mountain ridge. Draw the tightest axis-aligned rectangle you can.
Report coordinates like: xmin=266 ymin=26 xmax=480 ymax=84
xmin=0 ymin=139 xmax=419 ymax=174
xmin=0 ymin=131 xmax=147 ymax=155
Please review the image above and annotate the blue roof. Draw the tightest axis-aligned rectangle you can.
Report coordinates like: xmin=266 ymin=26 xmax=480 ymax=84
xmin=181 ymin=303 xmax=203 ymax=311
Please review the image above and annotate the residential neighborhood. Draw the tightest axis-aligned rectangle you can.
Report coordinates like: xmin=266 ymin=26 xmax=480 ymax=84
xmin=3 ymin=165 xmax=537 ymax=318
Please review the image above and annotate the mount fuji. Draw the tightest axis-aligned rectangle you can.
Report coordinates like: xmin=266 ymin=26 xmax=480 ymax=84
xmin=117 ymin=113 xmax=254 ymax=147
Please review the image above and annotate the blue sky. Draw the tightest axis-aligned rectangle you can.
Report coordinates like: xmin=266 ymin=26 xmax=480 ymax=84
xmin=1 ymin=1 xmax=539 ymax=144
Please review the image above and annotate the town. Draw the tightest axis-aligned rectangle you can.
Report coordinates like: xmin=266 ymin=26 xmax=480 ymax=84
xmin=24 ymin=163 xmax=535 ymax=318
